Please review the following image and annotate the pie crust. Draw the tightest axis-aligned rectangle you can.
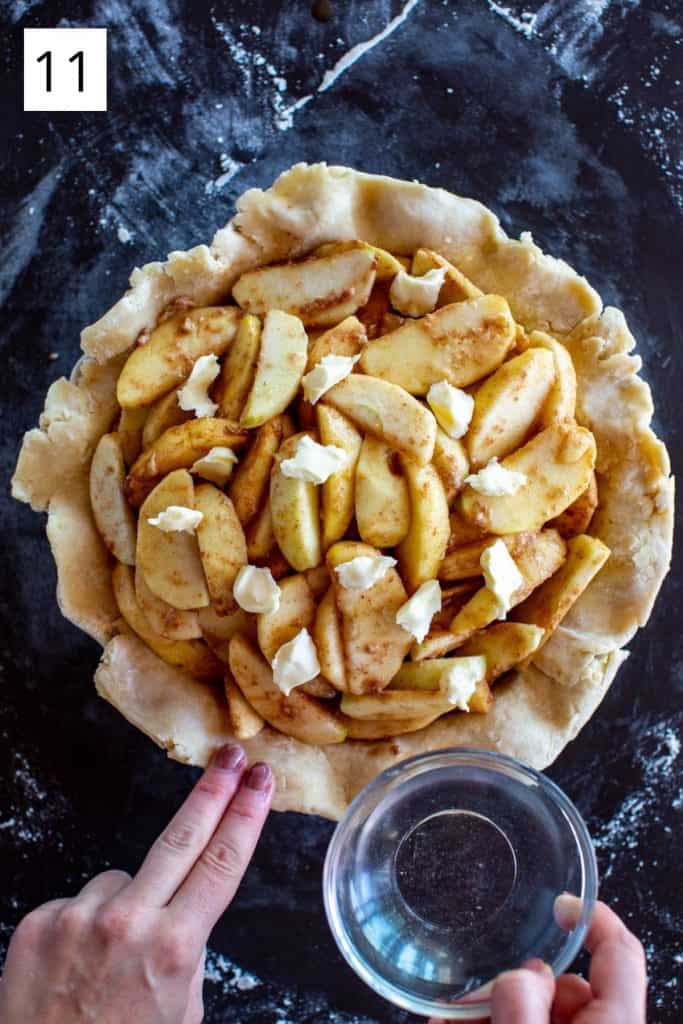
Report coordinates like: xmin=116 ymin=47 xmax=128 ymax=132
xmin=12 ymin=164 xmax=673 ymax=819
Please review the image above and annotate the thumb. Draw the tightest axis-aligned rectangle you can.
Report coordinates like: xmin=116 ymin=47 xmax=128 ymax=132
xmin=491 ymin=961 xmax=555 ymax=1024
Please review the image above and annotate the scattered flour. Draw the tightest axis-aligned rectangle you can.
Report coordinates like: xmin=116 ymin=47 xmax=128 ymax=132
xmin=484 ymin=0 xmax=682 ymax=210
xmin=486 ymin=2 xmax=538 ymax=39
xmin=318 ymin=0 xmax=422 ymax=93
xmin=205 ymin=156 xmax=246 ymax=195
xmin=1 ymin=163 xmax=64 ymax=306
xmin=204 ymin=949 xmax=262 ymax=993
xmin=212 ymin=19 xmax=309 ymax=133
xmin=593 ymin=721 xmax=681 ymax=877
xmin=0 ymin=750 xmax=66 ymax=851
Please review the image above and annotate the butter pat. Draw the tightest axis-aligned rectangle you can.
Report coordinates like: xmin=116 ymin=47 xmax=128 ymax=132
xmin=427 ymin=380 xmax=474 ymax=439
xmin=440 ymin=656 xmax=487 ymax=710
xmin=389 ymin=267 xmax=448 ymax=317
xmin=302 ymin=353 xmax=360 ymax=404
xmin=190 ymin=446 xmax=238 ymax=486
xmin=465 ymin=458 xmax=527 ymax=496
xmin=272 ymin=628 xmax=320 ymax=696
xmin=480 ymin=539 xmax=523 ymax=619
xmin=334 ymin=554 xmax=397 ymax=591
xmin=178 ymin=354 xmax=221 ymax=417
xmin=233 ymin=565 xmax=280 ymax=614
xmin=395 ymin=579 xmax=441 ymax=643
xmin=148 ymin=505 xmax=203 ymax=533
xmin=280 ymin=434 xmax=348 ymax=484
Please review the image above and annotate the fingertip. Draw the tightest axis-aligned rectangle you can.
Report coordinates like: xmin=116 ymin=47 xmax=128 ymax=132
xmin=554 ymin=892 xmax=583 ymax=931
xmin=245 ymin=761 xmax=272 ymax=793
xmin=522 ymin=957 xmax=554 ymax=978
xmin=492 ymin=966 xmax=555 ymax=1021
xmin=211 ymin=743 xmax=246 ymax=773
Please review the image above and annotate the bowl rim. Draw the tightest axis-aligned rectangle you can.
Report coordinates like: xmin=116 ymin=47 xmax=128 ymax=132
xmin=322 ymin=746 xmax=599 ymax=1019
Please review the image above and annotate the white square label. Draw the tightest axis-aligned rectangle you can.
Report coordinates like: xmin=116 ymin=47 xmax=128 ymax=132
xmin=24 ymin=28 xmax=107 ymax=112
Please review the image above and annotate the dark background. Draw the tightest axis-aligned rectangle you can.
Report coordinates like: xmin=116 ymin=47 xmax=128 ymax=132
xmin=1 ymin=0 xmax=682 ymax=1020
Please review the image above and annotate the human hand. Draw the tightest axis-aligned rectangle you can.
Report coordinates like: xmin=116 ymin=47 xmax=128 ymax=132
xmin=0 ymin=744 xmax=272 ymax=1024
xmin=431 ymin=895 xmax=647 ymax=1023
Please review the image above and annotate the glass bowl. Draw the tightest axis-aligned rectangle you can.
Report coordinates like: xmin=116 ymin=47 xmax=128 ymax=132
xmin=323 ymin=748 xmax=597 ymax=1019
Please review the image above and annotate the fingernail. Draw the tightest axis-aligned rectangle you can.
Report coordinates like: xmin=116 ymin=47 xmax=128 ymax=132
xmin=554 ymin=892 xmax=583 ymax=931
xmin=246 ymin=762 xmax=272 ymax=792
xmin=213 ymin=743 xmax=246 ymax=772
xmin=524 ymin=958 xmax=553 ymax=977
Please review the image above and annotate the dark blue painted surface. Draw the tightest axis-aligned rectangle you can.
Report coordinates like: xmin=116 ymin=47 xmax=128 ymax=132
xmin=1 ymin=1 xmax=681 ymax=1019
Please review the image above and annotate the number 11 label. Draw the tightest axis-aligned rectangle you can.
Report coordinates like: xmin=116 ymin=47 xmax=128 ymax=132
xmin=24 ymin=28 xmax=107 ymax=112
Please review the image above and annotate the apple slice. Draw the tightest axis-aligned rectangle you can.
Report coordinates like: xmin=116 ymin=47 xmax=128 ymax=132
xmin=411 ymin=248 xmax=483 ymax=303
xmin=117 ymin=306 xmax=240 ymax=408
xmin=388 ymin=661 xmax=493 ymax=712
xmin=89 ymin=433 xmax=137 ymax=565
xmin=112 ymin=563 xmax=221 ymax=682
xmin=529 ymin=330 xmax=577 ymax=426
xmin=137 ymin=469 xmax=209 ymax=610
xmin=313 ymin=586 xmax=346 ymax=691
xmin=230 ymin=415 xmax=290 ymax=526
xmin=397 ymin=456 xmax=450 ymax=592
xmin=459 ymin=423 xmax=597 ymax=535
xmin=197 ymin=604 xmax=257 ymax=662
xmin=195 ymin=484 xmax=247 ymax=615
xmin=358 ymin=295 xmax=515 ymax=394
xmin=240 ymin=310 xmax=308 ymax=428
xmin=439 ymin=532 xmax=532 ymax=582
xmin=355 ymin=435 xmax=410 ymax=548
xmin=225 ymin=672 xmax=264 ymax=739
xmin=213 ymin=313 xmax=261 ymax=420
xmin=246 ymin=495 xmax=278 ymax=561
xmin=341 ymin=689 xmax=480 ymax=721
xmin=233 ymin=246 xmax=377 ymax=327
xmin=117 ymin=407 xmax=148 ymax=466
xmin=257 ymin=574 xmax=315 ymax=664
xmin=127 ymin=418 xmax=249 ymax=507
xmin=229 ymin=635 xmax=347 ymax=745
xmin=324 ymin=373 xmax=436 ymax=464
xmin=550 ymin=473 xmax=598 ymax=539
xmin=327 ymin=541 xmax=412 ymax=694
xmin=343 ymin=713 xmax=440 ymax=740
xmin=316 ymin=405 xmax=362 ymax=549
xmin=457 ymin=622 xmax=545 ymax=682
xmin=306 ymin=315 xmax=367 ymax=371
xmin=413 ymin=530 xmax=566 ymax=659
xmin=315 ymin=240 xmax=405 ymax=280
xmin=304 ymin=564 xmax=331 ymax=599
xmin=432 ymin=429 xmax=469 ymax=505
xmin=467 ymin=348 xmax=556 ymax=468
xmin=512 ymin=534 xmax=610 ymax=650
xmin=135 ymin=565 xmax=202 ymax=640
xmin=141 ymin=389 xmax=193 ymax=450
xmin=270 ymin=434 xmax=322 ymax=571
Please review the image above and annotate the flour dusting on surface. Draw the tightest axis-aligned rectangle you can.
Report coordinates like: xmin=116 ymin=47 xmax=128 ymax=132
xmin=204 ymin=950 xmax=262 ymax=993
xmin=1 ymin=163 xmax=64 ymax=306
xmin=593 ymin=720 xmax=682 ymax=877
xmin=205 ymin=156 xmax=246 ymax=195
xmin=484 ymin=0 xmax=682 ymax=210
xmin=0 ymin=749 xmax=67 ymax=851
xmin=212 ymin=19 xmax=308 ymax=133
xmin=318 ymin=0 xmax=422 ymax=93
xmin=487 ymin=2 xmax=538 ymax=38
xmin=585 ymin=717 xmax=683 ymax=1010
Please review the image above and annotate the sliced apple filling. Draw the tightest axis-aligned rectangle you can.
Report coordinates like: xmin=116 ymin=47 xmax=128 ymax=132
xmin=89 ymin=241 xmax=607 ymax=745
